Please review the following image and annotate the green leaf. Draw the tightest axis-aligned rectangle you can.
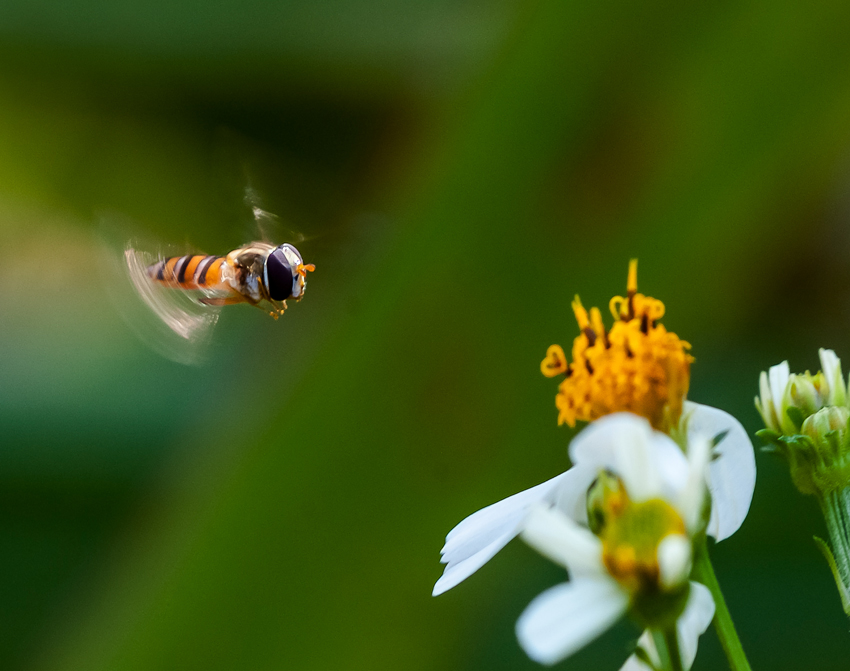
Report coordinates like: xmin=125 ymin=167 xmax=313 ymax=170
xmin=755 ymin=428 xmax=781 ymax=445
xmin=779 ymin=434 xmax=815 ymax=450
xmin=786 ymin=406 xmax=807 ymax=431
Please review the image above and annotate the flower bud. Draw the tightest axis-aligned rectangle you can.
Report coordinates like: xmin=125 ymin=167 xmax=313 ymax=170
xmin=787 ymin=372 xmax=828 ymax=419
xmin=802 ymin=405 xmax=850 ymax=444
xmin=756 ymin=352 xmax=848 ymax=437
xmin=757 ymin=351 xmax=850 ymax=618
xmin=766 ymin=406 xmax=850 ymax=497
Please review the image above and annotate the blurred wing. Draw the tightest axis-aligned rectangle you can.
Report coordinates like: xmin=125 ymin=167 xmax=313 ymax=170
xmin=243 ymin=185 xmax=308 ymax=244
xmin=103 ymin=235 xmax=224 ymax=365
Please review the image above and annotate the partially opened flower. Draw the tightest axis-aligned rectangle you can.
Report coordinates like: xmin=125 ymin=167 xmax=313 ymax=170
xmin=755 ymin=348 xmax=845 ymax=437
xmin=756 ymin=349 xmax=850 ymax=615
xmin=541 ymin=260 xmax=692 ymax=433
xmin=432 ymin=403 xmax=755 ymax=596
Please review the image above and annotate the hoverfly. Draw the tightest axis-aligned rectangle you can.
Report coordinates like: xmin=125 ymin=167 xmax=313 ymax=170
xmin=141 ymin=240 xmax=315 ymax=318
xmin=117 ymin=200 xmax=315 ymax=364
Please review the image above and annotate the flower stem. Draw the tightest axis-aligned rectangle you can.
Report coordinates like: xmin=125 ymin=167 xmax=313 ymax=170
xmin=667 ymin=628 xmax=684 ymax=671
xmin=817 ymin=489 xmax=850 ymax=615
xmin=650 ymin=628 xmax=683 ymax=671
xmin=692 ymin=537 xmax=752 ymax=671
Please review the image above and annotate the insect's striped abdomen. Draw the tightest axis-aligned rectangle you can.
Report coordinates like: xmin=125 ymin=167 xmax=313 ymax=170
xmin=147 ymin=255 xmax=226 ymax=289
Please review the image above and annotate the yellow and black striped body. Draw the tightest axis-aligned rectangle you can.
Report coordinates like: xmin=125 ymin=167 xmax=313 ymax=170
xmin=147 ymin=254 xmax=229 ymax=292
xmin=140 ymin=242 xmax=312 ymax=317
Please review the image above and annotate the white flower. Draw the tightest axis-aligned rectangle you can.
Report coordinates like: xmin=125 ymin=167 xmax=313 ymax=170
xmin=432 ymin=403 xmax=755 ymax=597
xmin=513 ymin=414 xmax=713 ymax=666
xmin=755 ymin=349 xmax=847 ymax=435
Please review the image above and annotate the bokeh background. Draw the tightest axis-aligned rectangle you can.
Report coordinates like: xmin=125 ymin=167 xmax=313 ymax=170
xmin=1 ymin=1 xmax=850 ymax=669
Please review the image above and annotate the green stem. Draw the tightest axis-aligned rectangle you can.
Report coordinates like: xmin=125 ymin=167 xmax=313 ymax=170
xmin=692 ymin=537 xmax=752 ymax=671
xmin=666 ymin=628 xmax=684 ymax=671
xmin=817 ymin=490 xmax=850 ymax=615
xmin=650 ymin=630 xmax=670 ymax=671
xmin=650 ymin=628 xmax=683 ymax=671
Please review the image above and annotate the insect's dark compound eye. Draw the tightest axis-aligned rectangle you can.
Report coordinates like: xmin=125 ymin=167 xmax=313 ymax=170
xmin=265 ymin=247 xmax=295 ymax=300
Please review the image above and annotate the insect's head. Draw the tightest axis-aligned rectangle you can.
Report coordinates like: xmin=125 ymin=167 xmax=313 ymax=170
xmin=264 ymin=243 xmax=315 ymax=301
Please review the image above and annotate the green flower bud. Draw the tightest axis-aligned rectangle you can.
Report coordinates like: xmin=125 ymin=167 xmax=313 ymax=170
xmin=758 ymin=351 xmax=850 ymax=618
xmin=787 ymin=372 xmax=828 ymax=420
xmin=756 ymin=350 xmax=849 ymax=437
xmin=802 ymin=405 xmax=850 ymax=443
xmin=759 ymin=406 xmax=850 ymax=498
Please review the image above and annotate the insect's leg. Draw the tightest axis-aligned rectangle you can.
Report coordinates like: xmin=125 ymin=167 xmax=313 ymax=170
xmin=248 ymin=299 xmax=282 ymax=319
xmin=199 ymin=296 xmax=247 ymax=307
xmin=265 ymin=300 xmax=287 ymax=319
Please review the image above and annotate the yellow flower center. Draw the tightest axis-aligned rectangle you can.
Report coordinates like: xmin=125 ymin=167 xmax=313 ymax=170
xmin=540 ymin=260 xmax=693 ymax=432
xmin=589 ymin=477 xmax=686 ymax=594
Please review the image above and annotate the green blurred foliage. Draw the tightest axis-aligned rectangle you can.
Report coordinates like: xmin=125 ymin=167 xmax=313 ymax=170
xmin=1 ymin=0 xmax=850 ymax=669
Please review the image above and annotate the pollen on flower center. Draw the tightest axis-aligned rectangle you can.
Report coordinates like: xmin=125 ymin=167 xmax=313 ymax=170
xmin=541 ymin=259 xmax=693 ymax=432
xmin=586 ymin=473 xmax=689 ymax=593
xmin=599 ymin=493 xmax=687 ymax=594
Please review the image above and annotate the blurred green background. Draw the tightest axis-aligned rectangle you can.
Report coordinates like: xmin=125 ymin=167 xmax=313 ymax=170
xmin=1 ymin=0 xmax=850 ymax=669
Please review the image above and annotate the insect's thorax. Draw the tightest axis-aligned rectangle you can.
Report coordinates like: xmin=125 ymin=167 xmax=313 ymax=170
xmin=226 ymin=242 xmax=275 ymax=302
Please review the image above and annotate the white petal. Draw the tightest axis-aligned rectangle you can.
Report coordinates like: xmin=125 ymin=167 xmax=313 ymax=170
xmin=614 ymin=428 xmax=660 ymax=502
xmin=684 ymin=402 xmax=756 ymax=541
xmin=676 ymin=581 xmax=715 ymax=668
xmin=569 ymin=413 xmax=654 ymax=469
xmin=521 ymin=505 xmax=604 ymax=577
xmin=755 ymin=371 xmax=775 ymax=431
xmin=553 ymin=462 xmax=598 ymax=525
xmin=657 ymin=534 xmax=692 ymax=591
xmin=433 ymin=530 xmax=519 ymax=596
xmin=768 ymin=361 xmax=790 ymax=421
xmin=619 ymin=630 xmax=656 ymax=671
xmin=648 ymin=432 xmax=691 ymax=504
xmin=820 ymin=348 xmax=846 ymax=406
xmin=516 ymin=578 xmax=629 ymax=666
xmin=570 ymin=413 xmax=684 ymax=502
xmin=619 ymin=582 xmax=714 ymax=671
xmin=678 ymin=433 xmax=710 ymax=533
xmin=819 ymin=348 xmax=839 ymax=381
xmin=433 ymin=472 xmax=568 ymax=596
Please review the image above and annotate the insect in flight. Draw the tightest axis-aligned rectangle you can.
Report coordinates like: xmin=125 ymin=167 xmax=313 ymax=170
xmin=118 ymin=202 xmax=315 ymax=364
xmin=143 ymin=240 xmax=315 ymax=318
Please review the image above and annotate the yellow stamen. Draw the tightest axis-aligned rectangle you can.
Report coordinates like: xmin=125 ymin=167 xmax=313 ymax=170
xmin=627 ymin=258 xmax=638 ymax=295
xmin=589 ymin=307 xmax=606 ymax=344
xmin=571 ymin=295 xmax=589 ymax=329
xmin=542 ymin=261 xmax=692 ymax=431
xmin=540 ymin=345 xmax=568 ymax=377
